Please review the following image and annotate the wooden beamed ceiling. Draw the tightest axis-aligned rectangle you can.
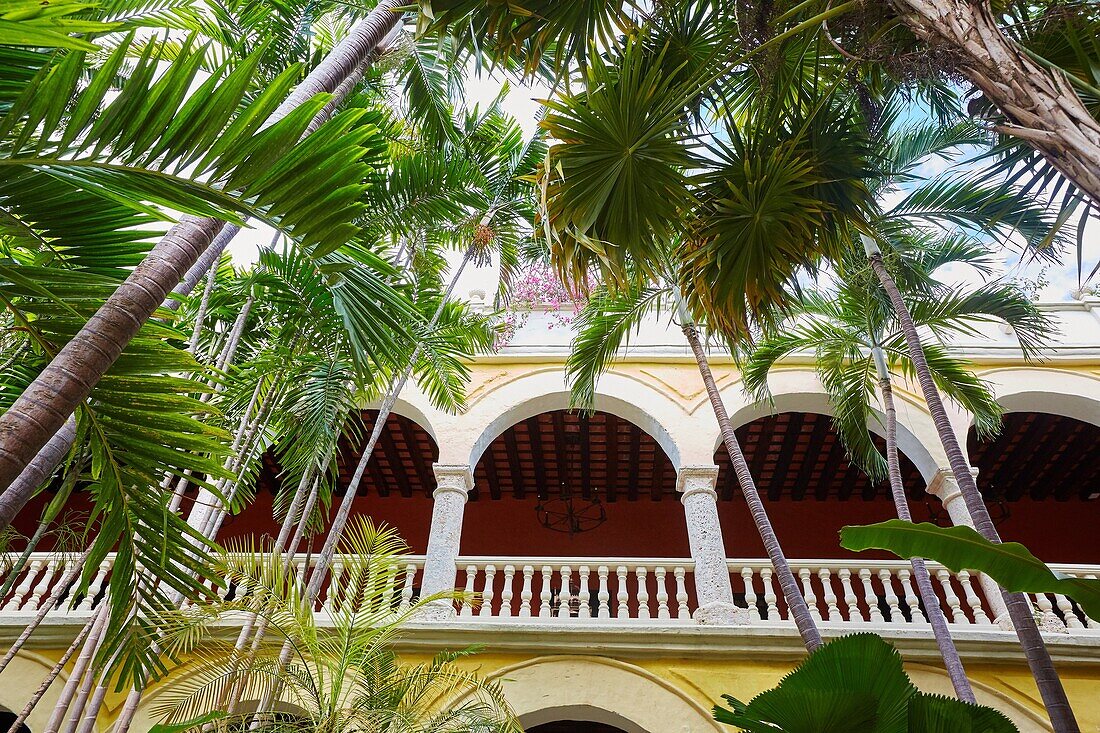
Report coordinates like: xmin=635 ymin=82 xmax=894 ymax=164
xmin=253 ymin=409 xmax=1100 ymax=505
xmin=715 ymin=412 xmax=925 ymax=502
xmin=968 ymin=412 xmax=1100 ymax=502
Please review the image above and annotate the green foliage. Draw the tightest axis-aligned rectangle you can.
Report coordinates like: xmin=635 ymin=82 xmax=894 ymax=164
xmin=149 ymin=518 xmax=521 ymax=732
xmin=714 ymin=634 xmax=1017 ymax=733
xmin=841 ymin=520 xmax=1100 ymax=623
xmin=0 ymin=0 xmax=113 ymax=50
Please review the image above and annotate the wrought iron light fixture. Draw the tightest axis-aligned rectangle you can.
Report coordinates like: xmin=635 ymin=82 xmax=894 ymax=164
xmin=535 ymin=489 xmax=606 ymax=536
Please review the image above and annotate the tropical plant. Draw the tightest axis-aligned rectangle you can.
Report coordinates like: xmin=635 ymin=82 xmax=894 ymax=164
xmin=713 ymin=633 xmax=1018 ymax=733
xmin=859 ymin=233 xmax=1078 ymax=732
xmin=841 ymin=521 xmax=1100 ymax=625
xmin=0 ymin=0 xmax=412 ymax=498
xmin=147 ymin=519 xmax=521 ymax=733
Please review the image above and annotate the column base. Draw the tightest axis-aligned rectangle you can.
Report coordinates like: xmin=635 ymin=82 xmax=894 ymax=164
xmin=994 ymin=610 xmax=1069 ymax=634
xmin=415 ymin=600 xmax=457 ymax=622
xmin=693 ymin=602 xmax=750 ymax=626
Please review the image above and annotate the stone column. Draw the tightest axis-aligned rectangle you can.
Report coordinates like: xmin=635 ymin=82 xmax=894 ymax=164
xmin=926 ymin=467 xmax=1014 ymax=626
xmin=418 ymin=464 xmax=474 ymax=621
xmin=677 ymin=466 xmax=748 ymax=625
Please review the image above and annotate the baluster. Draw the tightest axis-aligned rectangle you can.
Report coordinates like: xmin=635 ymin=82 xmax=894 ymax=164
xmin=935 ymin=569 xmax=966 ymax=624
xmin=798 ymin=568 xmax=821 ymax=622
xmin=478 ymin=565 xmax=496 ymax=618
xmin=321 ymin=562 xmax=338 ymax=612
xmin=741 ymin=567 xmax=760 ymax=622
xmin=78 ymin=560 xmax=112 ymax=611
xmin=1054 ymin=593 xmax=1083 ymax=629
xmin=1033 ymin=592 xmax=1064 ymax=630
xmin=635 ymin=567 xmax=650 ymax=619
xmin=539 ymin=566 xmax=553 ymax=619
xmin=519 ymin=566 xmax=534 ymax=618
xmin=558 ymin=566 xmax=573 ymax=618
xmin=616 ymin=566 xmax=630 ymax=619
xmin=577 ymin=566 xmax=592 ymax=619
xmin=860 ymin=569 xmax=884 ymax=623
xmin=674 ymin=567 xmax=690 ymax=620
xmin=818 ymin=569 xmax=839 ymax=622
xmin=458 ymin=565 xmax=478 ymax=617
xmin=3 ymin=559 xmax=40 ymax=610
xmin=898 ymin=568 xmax=925 ymax=624
xmin=878 ymin=569 xmax=901 ymax=623
xmin=838 ymin=568 xmax=862 ymax=622
xmin=25 ymin=560 xmax=60 ymax=612
xmin=597 ymin=566 xmax=611 ymax=619
xmin=654 ymin=567 xmax=670 ymax=619
xmin=399 ymin=564 xmax=416 ymax=612
xmin=498 ymin=565 xmax=515 ymax=618
xmin=957 ymin=570 xmax=991 ymax=625
xmin=761 ymin=567 xmax=779 ymax=620
xmin=47 ymin=556 xmax=78 ymax=612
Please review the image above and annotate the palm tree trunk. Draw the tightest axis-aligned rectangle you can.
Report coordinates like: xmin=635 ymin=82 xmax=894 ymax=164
xmin=169 ymin=223 xmax=240 ymax=312
xmin=0 ymin=417 xmax=77 ymax=531
xmin=0 ymin=547 xmax=90 ymax=675
xmin=872 ymin=345 xmax=975 ymax=702
xmin=677 ymin=296 xmax=823 ymax=652
xmin=865 ymin=238 xmax=1078 ymax=732
xmin=889 ymin=0 xmax=1100 ymax=205
xmin=44 ymin=605 xmax=109 ymax=733
xmin=245 ymin=244 xmax=479 ymax=727
xmin=4 ymin=607 xmax=98 ymax=733
xmin=0 ymin=0 xmax=407 ymax=499
xmin=187 ymin=263 xmax=220 ymax=355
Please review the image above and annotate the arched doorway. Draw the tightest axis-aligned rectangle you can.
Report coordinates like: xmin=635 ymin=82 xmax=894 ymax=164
xmin=529 ymin=723 xmax=628 ymax=732
xmin=465 ymin=409 xmax=682 ymax=558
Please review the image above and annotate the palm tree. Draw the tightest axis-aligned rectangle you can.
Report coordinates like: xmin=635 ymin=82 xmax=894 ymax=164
xmin=147 ymin=519 xmax=520 ymax=733
xmin=742 ymin=234 xmax=1053 ymax=702
xmin=0 ymin=0 xmax=410 ymax=496
xmin=862 ymin=233 xmax=1079 ymax=732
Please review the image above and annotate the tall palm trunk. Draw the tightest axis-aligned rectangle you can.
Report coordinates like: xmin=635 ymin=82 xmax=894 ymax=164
xmin=43 ymin=605 xmax=109 ymax=733
xmin=3 ymin=606 xmax=99 ymax=733
xmin=677 ymin=296 xmax=824 ymax=652
xmin=889 ymin=0 xmax=1100 ymax=205
xmin=864 ymin=237 xmax=1078 ymax=732
xmin=0 ymin=418 xmax=77 ymax=530
xmin=0 ymin=0 xmax=407 ymax=500
xmin=872 ymin=344 xmax=975 ymax=702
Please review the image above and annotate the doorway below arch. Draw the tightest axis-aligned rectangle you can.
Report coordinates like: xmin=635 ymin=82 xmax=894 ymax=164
xmin=529 ymin=723 xmax=628 ymax=733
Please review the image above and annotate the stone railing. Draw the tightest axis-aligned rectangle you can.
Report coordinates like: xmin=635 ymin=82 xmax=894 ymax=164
xmin=3 ymin=553 xmax=1097 ymax=635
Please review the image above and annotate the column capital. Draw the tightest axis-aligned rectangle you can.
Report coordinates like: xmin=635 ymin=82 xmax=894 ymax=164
xmin=676 ymin=465 xmax=719 ymax=499
xmin=432 ymin=464 xmax=474 ymax=498
xmin=925 ymin=466 xmax=978 ymax=501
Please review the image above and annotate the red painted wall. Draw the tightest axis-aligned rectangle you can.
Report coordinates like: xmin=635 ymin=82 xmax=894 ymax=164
xmin=12 ymin=489 xmax=1100 ymax=566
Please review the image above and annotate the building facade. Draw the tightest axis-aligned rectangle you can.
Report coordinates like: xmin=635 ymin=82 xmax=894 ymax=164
xmin=4 ymin=298 xmax=1100 ymax=732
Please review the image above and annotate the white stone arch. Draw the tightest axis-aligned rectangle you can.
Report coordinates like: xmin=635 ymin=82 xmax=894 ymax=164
xmin=359 ymin=395 xmax=441 ymax=445
xmin=485 ymin=656 xmax=721 ymax=733
xmin=0 ymin=652 xmax=71 ymax=732
xmin=717 ymin=368 xmax=945 ymax=484
xmin=447 ymin=369 xmax=690 ymax=469
xmin=980 ymin=367 xmax=1100 ymax=429
xmin=906 ymin=665 xmax=1051 ymax=733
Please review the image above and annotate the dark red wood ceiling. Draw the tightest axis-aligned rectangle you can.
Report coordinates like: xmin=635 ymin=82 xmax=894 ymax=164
xmin=253 ymin=409 xmax=1100 ymax=505
xmin=968 ymin=412 xmax=1100 ymax=502
xmin=717 ymin=412 xmax=925 ymax=502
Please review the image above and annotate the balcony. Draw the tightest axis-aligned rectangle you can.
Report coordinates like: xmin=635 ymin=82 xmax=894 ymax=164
xmin=5 ymin=553 xmax=1098 ymax=657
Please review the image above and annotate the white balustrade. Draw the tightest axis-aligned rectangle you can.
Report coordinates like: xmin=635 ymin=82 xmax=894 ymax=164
xmin=3 ymin=553 xmax=1099 ymax=637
